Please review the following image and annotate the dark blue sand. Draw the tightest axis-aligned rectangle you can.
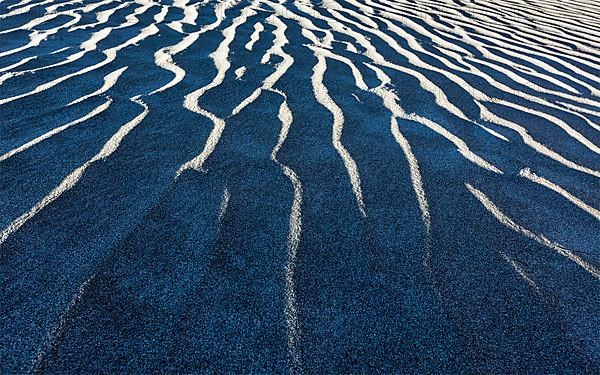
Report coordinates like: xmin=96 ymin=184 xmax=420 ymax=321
xmin=1 ymin=0 xmax=599 ymax=372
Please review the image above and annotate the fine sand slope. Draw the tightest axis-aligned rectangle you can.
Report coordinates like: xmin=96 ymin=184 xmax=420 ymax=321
xmin=0 ymin=0 xmax=599 ymax=372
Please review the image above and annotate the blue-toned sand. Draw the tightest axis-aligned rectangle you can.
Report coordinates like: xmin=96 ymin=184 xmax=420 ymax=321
xmin=1 ymin=0 xmax=599 ymax=372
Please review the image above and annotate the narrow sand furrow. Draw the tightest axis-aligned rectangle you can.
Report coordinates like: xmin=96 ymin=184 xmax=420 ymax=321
xmin=45 ymin=0 xmax=84 ymax=13
xmin=0 ymin=12 xmax=82 ymax=58
xmin=231 ymin=14 xmax=293 ymax=116
xmin=418 ymin=0 xmax=600 ymax=52
xmin=367 ymin=5 xmax=597 ymax=104
xmin=519 ymin=168 xmax=600 ymax=220
xmin=0 ymin=12 xmax=62 ymax=35
xmin=269 ymin=88 xmax=303 ymax=375
xmin=111 ymin=0 xmax=157 ymax=30
xmin=466 ymin=183 xmax=600 ymax=279
xmin=263 ymin=0 xmax=334 ymax=48
xmin=489 ymin=98 xmax=600 ymax=155
xmin=178 ymin=5 xmax=256 ymax=173
xmin=422 ymin=9 xmax=600 ymax=92
xmin=288 ymin=2 xmax=504 ymax=174
xmin=67 ymin=66 xmax=128 ymax=105
xmin=0 ymin=56 xmax=37 ymax=73
xmin=295 ymin=1 xmax=478 ymax=124
xmin=0 ymin=98 xmax=112 ymax=163
xmin=318 ymin=1 xmax=600 ymax=177
xmin=29 ymin=274 xmax=96 ymax=373
xmin=372 ymin=4 xmax=600 ymax=128
xmin=500 ymin=252 xmax=541 ymax=292
xmin=1 ymin=0 xmax=60 ymax=18
xmin=69 ymin=2 xmax=132 ymax=31
xmin=311 ymin=52 xmax=366 ymax=217
xmin=0 ymin=97 xmax=148 ymax=246
xmin=149 ymin=0 xmax=239 ymax=95
xmin=479 ymin=105 xmax=600 ymax=178
xmin=327 ymin=0 xmax=600 ymax=139
xmin=557 ymin=102 xmax=600 ymax=133
xmin=0 ymin=24 xmax=159 ymax=106
xmin=417 ymin=0 xmax=600 ymax=44
xmin=375 ymin=0 xmax=600 ymax=91
xmin=367 ymin=66 xmax=431 ymax=232
xmin=0 ymin=27 xmax=114 ymax=86
xmin=470 ymin=0 xmax=600 ymax=44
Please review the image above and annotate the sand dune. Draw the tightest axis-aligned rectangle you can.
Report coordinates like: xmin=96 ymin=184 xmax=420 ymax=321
xmin=0 ymin=0 xmax=599 ymax=371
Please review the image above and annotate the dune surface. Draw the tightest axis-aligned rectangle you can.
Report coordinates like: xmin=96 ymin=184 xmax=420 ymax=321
xmin=0 ymin=0 xmax=599 ymax=372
